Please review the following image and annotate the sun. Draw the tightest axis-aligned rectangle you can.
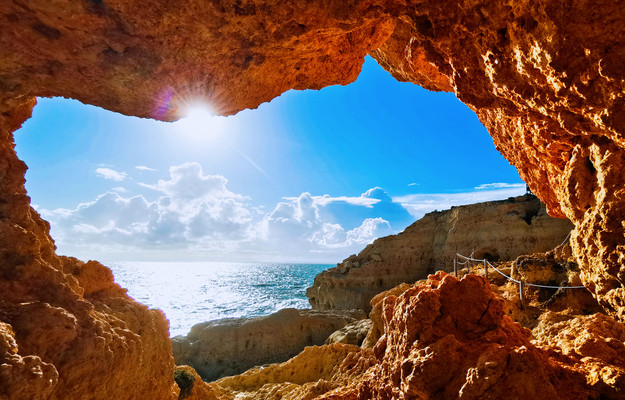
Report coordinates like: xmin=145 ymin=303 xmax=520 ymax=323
xmin=174 ymin=103 xmax=229 ymax=139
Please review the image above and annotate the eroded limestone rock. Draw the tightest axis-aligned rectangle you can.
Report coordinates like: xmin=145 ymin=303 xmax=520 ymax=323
xmin=325 ymin=319 xmax=373 ymax=346
xmin=316 ymin=272 xmax=598 ymax=400
xmin=190 ymin=271 xmax=624 ymax=399
xmin=3 ymin=0 xmax=625 ymax=398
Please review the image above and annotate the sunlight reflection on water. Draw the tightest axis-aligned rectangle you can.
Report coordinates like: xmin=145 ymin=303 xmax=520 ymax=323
xmin=108 ymin=262 xmax=330 ymax=337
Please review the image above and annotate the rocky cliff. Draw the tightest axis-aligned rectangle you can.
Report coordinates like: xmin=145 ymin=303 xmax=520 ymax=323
xmin=3 ymin=0 xmax=625 ymax=398
xmin=307 ymin=195 xmax=572 ymax=311
xmin=172 ymin=308 xmax=365 ymax=382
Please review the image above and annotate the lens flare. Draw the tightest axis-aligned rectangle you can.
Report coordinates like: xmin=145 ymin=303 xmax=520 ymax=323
xmin=175 ymin=103 xmax=228 ymax=139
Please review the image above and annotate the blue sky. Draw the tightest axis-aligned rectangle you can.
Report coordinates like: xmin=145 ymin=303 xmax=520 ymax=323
xmin=15 ymin=56 xmax=525 ymax=263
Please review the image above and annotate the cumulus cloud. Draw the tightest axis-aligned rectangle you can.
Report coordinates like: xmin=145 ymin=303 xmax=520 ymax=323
xmin=141 ymin=163 xmax=243 ymax=204
xmin=95 ymin=167 xmax=127 ymax=181
xmin=44 ymin=163 xmax=253 ymax=259
xmin=257 ymin=192 xmax=396 ymax=258
xmin=43 ymin=168 xmax=405 ymax=261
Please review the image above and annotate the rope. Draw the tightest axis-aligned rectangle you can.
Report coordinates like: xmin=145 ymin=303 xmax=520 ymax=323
xmin=455 ymin=253 xmax=586 ymax=289
xmin=559 ymin=231 xmax=572 ymax=247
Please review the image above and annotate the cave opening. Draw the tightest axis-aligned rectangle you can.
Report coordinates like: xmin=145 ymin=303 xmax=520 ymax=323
xmin=3 ymin=1 xmax=625 ymax=397
xmin=13 ymin=56 xmax=526 ymax=338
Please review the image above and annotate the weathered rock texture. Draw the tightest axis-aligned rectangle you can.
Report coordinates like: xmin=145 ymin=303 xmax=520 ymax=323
xmin=325 ymin=319 xmax=373 ymax=347
xmin=179 ymin=344 xmax=377 ymax=400
xmin=307 ymin=195 xmax=572 ymax=311
xmin=0 ymin=0 xmax=396 ymax=118
xmin=172 ymin=308 xmax=365 ymax=381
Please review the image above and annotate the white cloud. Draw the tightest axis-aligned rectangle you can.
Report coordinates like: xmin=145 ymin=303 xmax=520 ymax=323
xmin=111 ymin=187 xmax=128 ymax=193
xmin=475 ymin=182 xmax=525 ymax=190
xmin=44 ymin=163 xmax=253 ymax=259
xmin=135 ymin=165 xmax=157 ymax=172
xmin=346 ymin=218 xmax=392 ymax=245
xmin=394 ymin=186 xmax=526 ymax=220
xmin=43 ymin=173 xmax=403 ymax=261
xmin=42 ymin=165 xmax=528 ymax=262
xmin=408 ymin=182 xmax=419 ymax=187
xmin=283 ymin=194 xmax=379 ymax=208
xmin=96 ymin=167 xmax=127 ymax=181
xmin=141 ymin=162 xmax=243 ymax=204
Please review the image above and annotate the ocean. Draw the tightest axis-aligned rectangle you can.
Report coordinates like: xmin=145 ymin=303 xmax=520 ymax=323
xmin=108 ymin=262 xmax=331 ymax=337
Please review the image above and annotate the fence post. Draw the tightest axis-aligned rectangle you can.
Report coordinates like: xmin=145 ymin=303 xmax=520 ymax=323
xmin=454 ymin=258 xmax=457 ymax=277
xmin=519 ymin=281 xmax=525 ymax=310
xmin=483 ymin=260 xmax=487 ymax=279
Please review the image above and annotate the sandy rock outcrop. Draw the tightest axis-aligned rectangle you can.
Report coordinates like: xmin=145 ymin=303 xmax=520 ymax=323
xmin=325 ymin=319 xmax=373 ymax=346
xmin=307 ymin=195 xmax=572 ymax=311
xmin=0 ymin=0 xmax=396 ymax=119
xmin=173 ymin=308 xmax=365 ymax=381
xmin=533 ymin=312 xmax=625 ymax=396
xmin=316 ymin=272 xmax=598 ymax=400
xmin=4 ymin=0 xmax=625 ymax=397
xmin=178 ymin=344 xmax=376 ymax=400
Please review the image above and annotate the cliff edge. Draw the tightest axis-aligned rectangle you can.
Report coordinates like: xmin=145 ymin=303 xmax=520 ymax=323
xmin=307 ymin=195 xmax=572 ymax=311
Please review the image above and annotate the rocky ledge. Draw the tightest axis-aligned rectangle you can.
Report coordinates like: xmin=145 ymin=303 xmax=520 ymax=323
xmin=307 ymin=195 xmax=572 ymax=311
xmin=172 ymin=308 xmax=365 ymax=381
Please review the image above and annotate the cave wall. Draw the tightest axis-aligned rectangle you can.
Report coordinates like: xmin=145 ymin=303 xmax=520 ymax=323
xmin=2 ymin=0 xmax=625 ymax=398
xmin=370 ymin=0 xmax=625 ymax=320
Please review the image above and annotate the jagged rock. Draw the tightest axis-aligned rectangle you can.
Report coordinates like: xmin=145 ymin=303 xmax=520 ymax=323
xmin=325 ymin=319 xmax=373 ymax=346
xmin=370 ymin=1 xmax=625 ymax=322
xmin=362 ymin=282 xmax=413 ymax=349
xmin=192 ymin=272 xmax=623 ymax=399
xmin=307 ymin=195 xmax=572 ymax=311
xmin=532 ymin=312 xmax=625 ymax=397
xmin=0 ymin=0 xmax=395 ymax=118
xmin=315 ymin=272 xmax=601 ymax=400
xmin=172 ymin=308 xmax=365 ymax=381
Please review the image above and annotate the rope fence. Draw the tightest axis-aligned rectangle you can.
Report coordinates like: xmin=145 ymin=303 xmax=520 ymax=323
xmin=453 ymin=253 xmax=585 ymax=309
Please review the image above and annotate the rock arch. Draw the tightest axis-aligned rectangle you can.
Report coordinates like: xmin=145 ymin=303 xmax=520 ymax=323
xmin=2 ymin=0 xmax=625 ymax=398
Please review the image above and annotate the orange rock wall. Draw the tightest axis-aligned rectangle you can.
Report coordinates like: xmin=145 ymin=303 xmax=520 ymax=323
xmin=3 ymin=1 xmax=623 ymax=321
